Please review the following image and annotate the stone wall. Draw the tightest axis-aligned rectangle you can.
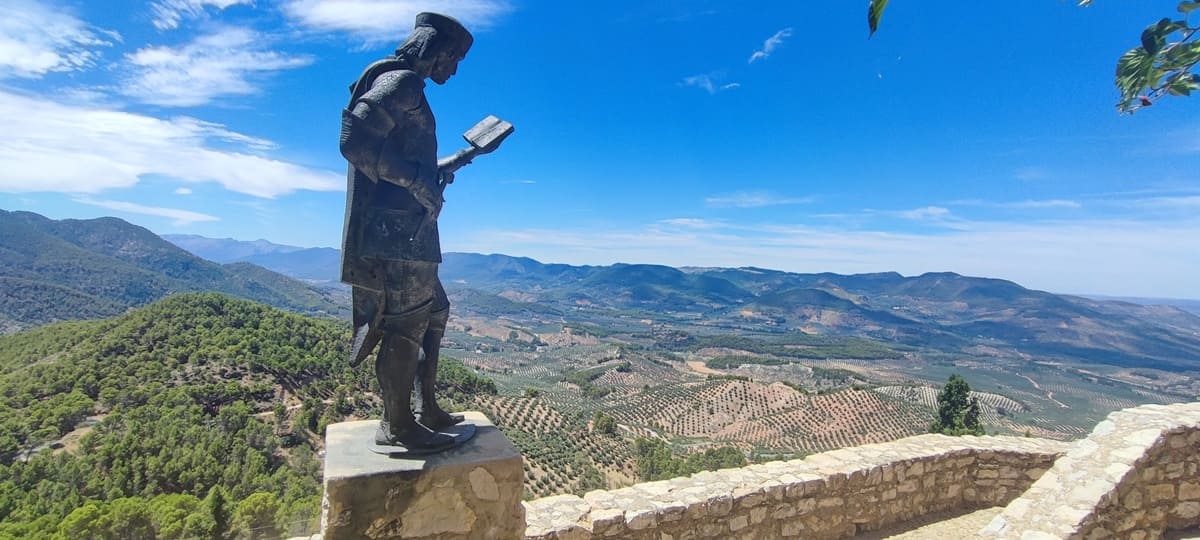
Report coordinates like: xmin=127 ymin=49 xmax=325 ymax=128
xmin=524 ymin=434 xmax=1066 ymax=540
xmin=982 ymin=402 xmax=1200 ymax=540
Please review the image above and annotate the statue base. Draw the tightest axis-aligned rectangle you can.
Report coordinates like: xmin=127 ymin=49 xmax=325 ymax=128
xmin=367 ymin=421 xmax=477 ymax=456
xmin=320 ymin=412 xmax=525 ymax=540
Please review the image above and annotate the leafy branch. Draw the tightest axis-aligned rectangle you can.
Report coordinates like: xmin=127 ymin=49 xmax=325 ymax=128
xmin=867 ymin=0 xmax=1200 ymax=113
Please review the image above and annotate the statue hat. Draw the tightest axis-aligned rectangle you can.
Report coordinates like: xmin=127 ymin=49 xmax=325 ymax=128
xmin=415 ymin=12 xmax=473 ymax=55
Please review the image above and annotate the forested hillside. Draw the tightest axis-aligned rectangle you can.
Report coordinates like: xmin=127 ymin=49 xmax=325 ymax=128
xmin=0 ymin=211 xmax=346 ymax=333
xmin=0 ymin=293 xmax=492 ymax=539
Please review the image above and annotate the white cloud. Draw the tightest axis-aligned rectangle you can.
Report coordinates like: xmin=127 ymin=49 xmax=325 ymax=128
xmin=0 ymin=89 xmax=341 ymax=198
xmin=282 ymin=0 xmax=511 ymax=42
xmin=682 ymin=74 xmax=718 ymax=94
xmin=748 ymin=28 xmax=793 ymax=64
xmin=1015 ymin=167 xmax=1049 ymax=181
xmin=705 ymin=190 xmax=814 ymax=208
xmin=952 ymin=199 xmax=1082 ymax=209
xmin=450 ymin=217 xmax=1200 ymax=298
xmin=1130 ymin=195 xmax=1200 ymax=209
xmin=896 ymin=206 xmax=951 ymax=220
xmin=122 ymin=27 xmax=312 ymax=107
xmin=0 ymin=0 xmax=118 ymax=79
xmin=659 ymin=218 xmax=725 ymax=229
xmin=1003 ymin=199 xmax=1081 ymax=209
xmin=150 ymin=0 xmax=251 ymax=31
xmin=174 ymin=187 xmax=193 ymax=195
xmin=74 ymin=198 xmax=218 ymax=226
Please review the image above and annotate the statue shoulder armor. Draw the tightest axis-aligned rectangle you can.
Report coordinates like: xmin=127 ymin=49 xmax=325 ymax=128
xmin=357 ymin=69 xmax=426 ymax=113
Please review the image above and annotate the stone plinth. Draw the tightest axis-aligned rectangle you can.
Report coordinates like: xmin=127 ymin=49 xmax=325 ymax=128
xmin=321 ymin=412 xmax=524 ymax=540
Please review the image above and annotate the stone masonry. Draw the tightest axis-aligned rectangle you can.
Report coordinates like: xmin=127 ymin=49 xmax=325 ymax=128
xmin=524 ymin=434 xmax=1066 ymax=540
xmin=321 ymin=412 xmax=525 ymax=540
xmin=982 ymin=402 xmax=1200 ymax=540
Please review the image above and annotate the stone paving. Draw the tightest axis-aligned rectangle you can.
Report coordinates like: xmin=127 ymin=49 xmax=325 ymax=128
xmin=855 ymin=506 xmax=1001 ymax=539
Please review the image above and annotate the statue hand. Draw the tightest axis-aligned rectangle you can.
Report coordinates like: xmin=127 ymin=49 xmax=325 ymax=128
xmin=410 ymin=180 xmax=443 ymax=221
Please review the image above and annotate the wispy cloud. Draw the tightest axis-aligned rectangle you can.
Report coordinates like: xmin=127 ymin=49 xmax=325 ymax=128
xmin=0 ymin=89 xmax=340 ymax=198
xmin=1003 ymin=199 xmax=1081 ymax=209
xmin=174 ymin=187 xmax=193 ymax=195
xmin=0 ymin=0 xmax=118 ymax=79
xmin=896 ymin=206 xmax=951 ymax=221
xmin=881 ymin=205 xmax=974 ymax=230
xmin=748 ymin=28 xmax=793 ymax=64
xmin=74 ymin=198 xmax=219 ymax=226
xmin=682 ymin=74 xmax=739 ymax=94
xmin=281 ymin=0 xmax=511 ymax=42
xmin=659 ymin=218 xmax=726 ymax=229
xmin=1015 ymin=166 xmax=1049 ymax=181
xmin=1129 ymin=195 xmax=1200 ymax=209
xmin=121 ymin=27 xmax=312 ymax=107
xmin=150 ymin=0 xmax=250 ymax=31
xmin=705 ymin=190 xmax=814 ymax=208
xmin=950 ymin=199 xmax=1083 ymax=210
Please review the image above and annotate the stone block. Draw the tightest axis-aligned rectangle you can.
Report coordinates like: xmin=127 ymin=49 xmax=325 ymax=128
xmin=1181 ymin=481 xmax=1200 ymax=501
xmin=320 ymin=413 xmax=524 ymax=540
xmin=1147 ymin=484 xmax=1175 ymax=504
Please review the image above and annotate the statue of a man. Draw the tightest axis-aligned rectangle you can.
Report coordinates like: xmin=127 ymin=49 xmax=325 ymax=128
xmin=338 ymin=13 xmax=475 ymax=451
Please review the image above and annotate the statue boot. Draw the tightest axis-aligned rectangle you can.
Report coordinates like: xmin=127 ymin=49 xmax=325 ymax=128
xmin=416 ymin=306 xmax=465 ymax=431
xmin=375 ymin=332 xmax=453 ymax=449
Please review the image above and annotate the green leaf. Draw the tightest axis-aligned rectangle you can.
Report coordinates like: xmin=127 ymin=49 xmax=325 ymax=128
xmin=868 ymin=0 xmax=891 ymax=38
xmin=1180 ymin=1 xmax=1200 ymax=14
xmin=1115 ymin=46 xmax=1156 ymax=111
xmin=1142 ymin=18 xmax=1184 ymax=55
xmin=1166 ymin=40 xmax=1200 ymax=66
xmin=1143 ymin=27 xmax=1163 ymax=54
xmin=1168 ymin=74 xmax=1200 ymax=95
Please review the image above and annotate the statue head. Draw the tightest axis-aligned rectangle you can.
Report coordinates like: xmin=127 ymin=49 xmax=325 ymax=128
xmin=395 ymin=12 xmax=473 ymax=85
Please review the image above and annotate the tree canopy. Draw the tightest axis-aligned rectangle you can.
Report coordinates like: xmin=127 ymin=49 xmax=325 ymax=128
xmin=931 ymin=375 xmax=984 ymax=436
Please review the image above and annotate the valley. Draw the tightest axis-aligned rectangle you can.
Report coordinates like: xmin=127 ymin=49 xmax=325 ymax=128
xmin=1 ymin=223 xmax=1198 ymax=537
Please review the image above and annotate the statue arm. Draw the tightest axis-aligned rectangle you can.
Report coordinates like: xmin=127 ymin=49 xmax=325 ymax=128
xmin=339 ymin=100 xmax=396 ymax=182
xmin=341 ymin=71 xmax=443 ymax=215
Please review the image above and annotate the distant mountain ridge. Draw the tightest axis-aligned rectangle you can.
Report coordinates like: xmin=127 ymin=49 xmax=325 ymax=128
xmin=164 ymin=234 xmax=341 ymax=282
xmin=149 ymin=236 xmax=1200 ymax=370
xmin=0 ymin=210 xmax=346 ymax=332
xmin=435 ymin=253 xmax=1200 ymax=370
xmin=161 ymin=234 xmax=305 ymax=263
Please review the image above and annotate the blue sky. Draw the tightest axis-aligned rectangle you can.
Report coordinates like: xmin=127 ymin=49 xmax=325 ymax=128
xmin=0 ymin=0 xmax=1198 ymax=298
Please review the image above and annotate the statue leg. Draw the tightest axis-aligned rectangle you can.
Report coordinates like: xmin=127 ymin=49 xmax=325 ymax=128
xmin=373 ymin=264 xmax=452 ymax=450
xmin=417 ymin=277 xmax=464 ymax=430
xmin=374 ymin=332 xmax=451 ymax=449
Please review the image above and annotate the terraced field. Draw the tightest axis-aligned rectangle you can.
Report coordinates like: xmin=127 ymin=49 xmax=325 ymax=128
xmin=601 ymin=380 xmax=928 ymax=454
xmin=473 ymin=395 xmax=637 ymax=498
xmin=433 ymin=286 xmax=1200 ymax=499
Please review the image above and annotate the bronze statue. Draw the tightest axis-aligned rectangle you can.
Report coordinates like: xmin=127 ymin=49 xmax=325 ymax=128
xmin=339 ymin=12 xmax=512 ymax=452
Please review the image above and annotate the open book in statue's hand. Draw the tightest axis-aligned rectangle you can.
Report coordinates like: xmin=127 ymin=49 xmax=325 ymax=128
xmin=436 ymin=115 xmax=515 ymax=180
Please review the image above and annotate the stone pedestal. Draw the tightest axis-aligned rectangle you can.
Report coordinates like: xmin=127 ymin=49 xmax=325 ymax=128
xmin=320 ymin=412 xmax=525 ymax=540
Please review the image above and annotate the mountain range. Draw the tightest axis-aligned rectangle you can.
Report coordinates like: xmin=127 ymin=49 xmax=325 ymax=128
xmin=436 ymin=253 xmax=1200 ymax=370
xmin=163 ymin=234 xmax=341 ymax=282
xmin=8 ymin=219 xmax=1200 ymax=371
xmin=0 ymin=211 xmax=346 ymax=333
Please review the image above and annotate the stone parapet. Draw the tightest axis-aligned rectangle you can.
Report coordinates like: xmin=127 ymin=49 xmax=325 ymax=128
xmin=524 ymin=434 xmax=1066 ymax=540
xmin=982 ymin=402 xmax=1200 ymax=539
xmin=320 ymin=412 xmax=525 ymax=540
